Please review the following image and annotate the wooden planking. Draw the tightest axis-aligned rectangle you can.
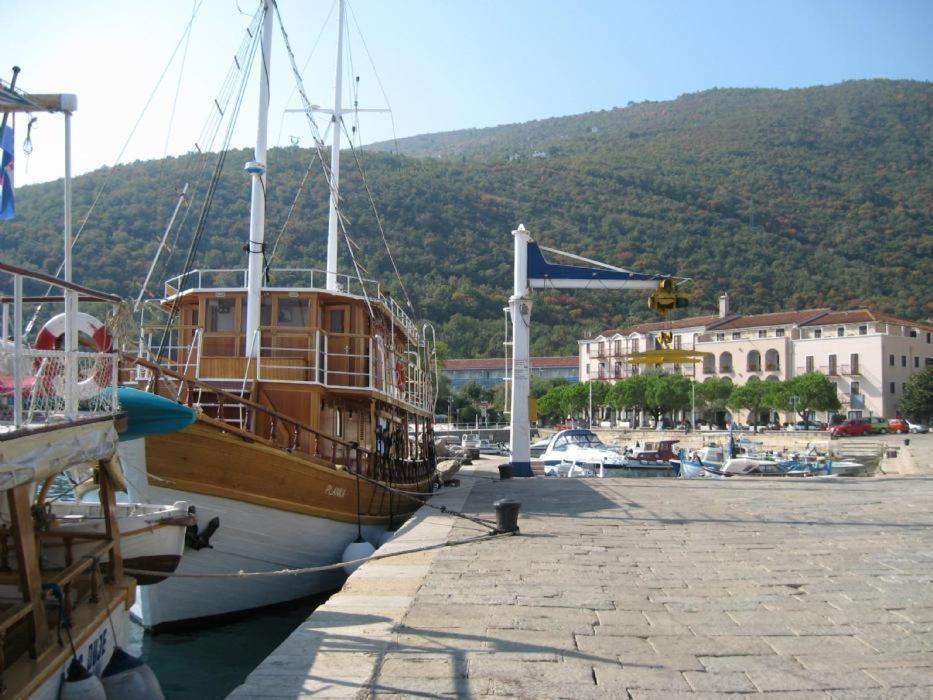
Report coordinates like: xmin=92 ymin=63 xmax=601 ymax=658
xmin=7 ymin=484 xmax=50 ymax=656
xmin=145 ymin=421 xmax=432 ymax=524
xmin=98 ymin=462 xmax=124 ymax=582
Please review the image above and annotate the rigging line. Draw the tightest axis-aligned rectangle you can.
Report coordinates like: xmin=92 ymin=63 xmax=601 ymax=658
xmin=273 ymin=3 xmax=345 ymax=204
xmin=155 ymin=13 xmax=261 ymax=361
xmin=340 ymin=116 xmax=416 ymax=317
xmin=147 ymin=6 xmax=264 ymax=308
xmin=23 ymin=0 xmax=206 ymax=339
xmin=346 ymin=1 xmax=400 ymax=151
xmin=161 ymin=0 xmax=197 ymax=172
xmin=272 ymin=0 xmax=336 ymax=148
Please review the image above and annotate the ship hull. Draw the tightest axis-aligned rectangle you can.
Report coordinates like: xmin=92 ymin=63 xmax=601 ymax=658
xmin=131 ymin=486 xmax=383 ymax=628
xmin=122 ymin=420 xmax=431 ymax=628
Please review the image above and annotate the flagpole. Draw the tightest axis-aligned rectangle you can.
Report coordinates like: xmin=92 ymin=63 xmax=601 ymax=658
xmin=0 ymin=66 xmax=20 ymax=133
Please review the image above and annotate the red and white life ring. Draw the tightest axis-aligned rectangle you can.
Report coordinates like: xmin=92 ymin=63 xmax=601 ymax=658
xmin=34 ymin=312 xmax=113 ymax=353
xmin=33 ymin=312 xmax=113 ymax=399
xmin=394 ymin=361 xmax=406 ymax=393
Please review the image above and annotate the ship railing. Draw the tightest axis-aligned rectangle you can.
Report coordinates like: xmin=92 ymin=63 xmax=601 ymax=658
xmin=121 ymin=353 xmax=436 ymax=483
xmin=254 ymin=330 xmax=431 ymax=414
xmin=0 ymin=262 xmax=122 ymax=431
xmin=163 ymin=267 xmax=418 ymax=340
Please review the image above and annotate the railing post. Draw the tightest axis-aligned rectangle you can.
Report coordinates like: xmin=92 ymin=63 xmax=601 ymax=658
xmin=12 ymin=275 xmax=23 ymax=429
xmin=111 ymin=352 xmax=119 ymax=414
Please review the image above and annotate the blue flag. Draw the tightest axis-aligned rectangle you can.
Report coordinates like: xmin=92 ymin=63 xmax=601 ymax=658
xmin=0 ymin=124 xmax=13 ymax=220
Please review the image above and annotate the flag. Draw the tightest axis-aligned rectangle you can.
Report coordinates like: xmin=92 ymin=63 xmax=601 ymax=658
xmin=0 ymin=124 xmax=13 ymax=220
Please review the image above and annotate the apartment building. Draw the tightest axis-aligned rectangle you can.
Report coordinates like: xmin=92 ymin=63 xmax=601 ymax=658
xmin=579 ymin=294 xmax=933 ymax=422
xmin=445 ymin=356 xmax=578 ymax=390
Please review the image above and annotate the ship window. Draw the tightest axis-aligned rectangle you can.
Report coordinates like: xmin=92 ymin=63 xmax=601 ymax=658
xmin=278 ymin=298 xmax=309 ymax=327
xmin=260 ymin=298 xmax=273 ymax=326
xmin=206 ymin=298 xmax=236 ymax=332
xmin=326 ymin=308 xmax=346 ymax=333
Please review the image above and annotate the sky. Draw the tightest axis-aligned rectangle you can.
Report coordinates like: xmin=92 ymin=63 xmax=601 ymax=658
xmin=4 ymin=0 xmax=933 ymax=187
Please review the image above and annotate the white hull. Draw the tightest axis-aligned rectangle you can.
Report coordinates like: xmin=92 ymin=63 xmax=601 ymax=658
xmin=44 ymin=500 xmax=189 ymax=584
xmin=133 ymin=486 xmax=384 ymax=628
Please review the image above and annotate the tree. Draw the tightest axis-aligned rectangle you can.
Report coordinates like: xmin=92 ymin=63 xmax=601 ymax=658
xmin=645 ymin=373 xmax=692 ymax=420
xmin=608 ymin=374 xmax=649 ymax=414
xmin=727 ymin=379 xmax=780 ymax=432
xmin=776 ymin=372 xmax=841 ymax=423
xmin=900 ymin=367 xmax=933 ymax=421
xmin=696 ymin=377 xmax=734 ymax=420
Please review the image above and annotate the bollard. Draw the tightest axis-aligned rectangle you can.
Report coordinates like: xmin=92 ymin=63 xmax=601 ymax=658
xmin=497 ymin=463 xmax=512 ymax=480
xmin=904 ymin=438 xmax=910 ymax=447
xmin=493 ymin=498 xmax=521 ymax=534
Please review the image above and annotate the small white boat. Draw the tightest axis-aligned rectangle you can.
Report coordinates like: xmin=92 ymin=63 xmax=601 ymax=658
xmin=543 ymin=460 xmax=598 ymax=478
xmin=541 ymin=429 xmax=625 ymax=469
xmin=44 ymin=500 xmax=193 ymax=585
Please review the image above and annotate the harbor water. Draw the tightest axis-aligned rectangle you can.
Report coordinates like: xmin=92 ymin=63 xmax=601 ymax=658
xmin=126 ymin=593 xmax=331 ymax=699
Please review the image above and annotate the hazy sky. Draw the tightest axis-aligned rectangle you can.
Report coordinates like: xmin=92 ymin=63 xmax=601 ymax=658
xmin=5 ymin=0 xmax=933 ymax=186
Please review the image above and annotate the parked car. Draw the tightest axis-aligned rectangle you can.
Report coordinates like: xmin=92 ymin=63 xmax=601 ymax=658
xmin=907 ymin=420 xmax=929 ymax=434
xmin=888 ymin=418 xmax=909 ymax=434
xmin=867 ymin=416 xmax=889 ymax=434
xmin=830 ymin=418 xmax=873 ymax=438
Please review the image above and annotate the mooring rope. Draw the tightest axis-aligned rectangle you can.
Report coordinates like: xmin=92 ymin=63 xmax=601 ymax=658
xmin=123 ymin=530 xmax=514 ymax=580
xmin=350 ymin=468 xmax=499 ymax=531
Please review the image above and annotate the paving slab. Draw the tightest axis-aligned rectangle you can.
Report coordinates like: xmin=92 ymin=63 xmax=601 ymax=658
xmin=232 ymin=459 xmax=933 ymax=698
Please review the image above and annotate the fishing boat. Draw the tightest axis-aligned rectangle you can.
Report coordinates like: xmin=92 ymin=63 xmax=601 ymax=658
xmin=0 ymin=266 xmax=168 ymax=696
xmin=120 ymin=0 xmax=438 ymax=628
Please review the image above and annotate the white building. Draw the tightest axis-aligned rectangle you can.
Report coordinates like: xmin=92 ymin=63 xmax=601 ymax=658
xmin=579 ymin=294 xmax=933 ymax=424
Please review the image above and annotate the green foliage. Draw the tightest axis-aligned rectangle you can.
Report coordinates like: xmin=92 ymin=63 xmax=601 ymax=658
xmin=900 ymin=367 xmax=933 ymax=421
xmin=645 ymin=373 xmax=692 ymax=416
xmin=727 ymin=379 xmax=780 ymax=429
xmin=3 ymin=81 xmax=931 ymax=359
xmin=775 ymin=372 xmax=842 ymax=418
xmin=608 ymin=374 xmax=650 ymax=411
xmin=696 ymin=377 xmax=734 ymax=413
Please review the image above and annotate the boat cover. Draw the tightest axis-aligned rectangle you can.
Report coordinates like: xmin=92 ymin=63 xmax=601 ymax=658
xmin=0 ymin=421 xmax=118 ymax=491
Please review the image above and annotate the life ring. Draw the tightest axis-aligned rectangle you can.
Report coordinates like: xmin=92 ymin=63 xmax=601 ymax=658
xmin=394 ymin=361 xmax=406 ymax=393
xmin=33 ymin=312 xmax=113 ymax=399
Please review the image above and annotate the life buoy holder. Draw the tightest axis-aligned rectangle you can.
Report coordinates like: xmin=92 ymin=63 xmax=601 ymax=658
xmin=33 ymin=312 xmax=114 ymax=399
xmin=394 ymin=361 xmax=406 ymax=393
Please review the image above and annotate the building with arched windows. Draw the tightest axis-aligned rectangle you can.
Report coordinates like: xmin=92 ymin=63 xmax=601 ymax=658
xmin=578 ymin=293 xmax=933 ymax=424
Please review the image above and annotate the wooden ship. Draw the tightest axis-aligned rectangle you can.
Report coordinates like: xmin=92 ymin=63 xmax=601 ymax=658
xmin=120 ymin=0 xmax=438 ymax=627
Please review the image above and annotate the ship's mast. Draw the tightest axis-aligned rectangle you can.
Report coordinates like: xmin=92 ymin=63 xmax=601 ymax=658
xmin=325 ymin=0 xmax=346 ymax=292
xmin=245 ymin=0 xmax=274 ymax=359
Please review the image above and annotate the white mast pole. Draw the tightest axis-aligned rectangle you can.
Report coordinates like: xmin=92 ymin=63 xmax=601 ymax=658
xmin=325 ymin=0 xmax=346 ymax=292
xmin=245 ymin=0 xmax=274 ymax=359
xmin=508 ymin=224 xmax=533 ymax=476
xmin=63 ymin=101 xmax=78 ymax=418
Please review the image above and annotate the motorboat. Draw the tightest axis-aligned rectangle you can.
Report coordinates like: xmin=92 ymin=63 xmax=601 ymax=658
xmin=540 ymin=429 xmax=626 ymax=469
xmin=543 ymin=460 xmax=599 ymax=478
xmin=621 ymin=439 xmax=679 ymax=469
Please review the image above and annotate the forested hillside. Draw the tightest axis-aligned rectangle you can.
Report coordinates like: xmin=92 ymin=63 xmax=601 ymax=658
xmin=3 ymin=80 xmax=931 ymax=357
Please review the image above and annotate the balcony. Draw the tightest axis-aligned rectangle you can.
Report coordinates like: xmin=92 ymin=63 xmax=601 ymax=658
xmin=818 ymin=365 xmax=839 ymax=376
xmin=764 ymin=363 xmax=781 ymax=372
xmin=746 ymin=364 xmax=762 ymax=373
xmin=702 ymin=365 xmax=715 ymax=375
xmin=841 ymin=364 xmax=860 ymax=376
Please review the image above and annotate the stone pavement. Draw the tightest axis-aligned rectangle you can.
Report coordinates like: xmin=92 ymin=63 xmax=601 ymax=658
xmin=233 ymin=461 xmax=933 ymax=698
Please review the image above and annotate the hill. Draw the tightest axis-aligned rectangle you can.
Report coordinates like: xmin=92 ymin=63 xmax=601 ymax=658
xmin=2 ymin=79 xmax=931 ymax=358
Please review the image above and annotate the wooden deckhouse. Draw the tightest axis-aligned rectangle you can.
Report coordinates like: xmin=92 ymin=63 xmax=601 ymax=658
xmin=129 ymin=267 xmax=437 ymax=526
